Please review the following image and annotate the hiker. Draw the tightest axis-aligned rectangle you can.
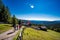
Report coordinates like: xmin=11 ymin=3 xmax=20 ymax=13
xmin=18 ymin=24 xmax=21 ymax=29
xmin=13 ymin=24 xmax=16 ymax=32
xmin=17 ymin=24 xmax=19 ymax=30
xmin=18 ymin=20 xmax=22 ymax=29
xmin=16 ymin=25 xmax=18 ymax=30
xmin=27 ymin=21 xmax=31 ymax=27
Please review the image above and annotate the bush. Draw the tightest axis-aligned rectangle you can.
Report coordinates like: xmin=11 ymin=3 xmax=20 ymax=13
xmin=56 ymin=28 xmax=60 ymax=32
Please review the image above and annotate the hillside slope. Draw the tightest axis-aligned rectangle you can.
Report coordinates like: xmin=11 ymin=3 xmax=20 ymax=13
xmin=23 ymin=28 xmax=60 ymax=40
xmin=0 ymin=24 xmax=12 ymax=34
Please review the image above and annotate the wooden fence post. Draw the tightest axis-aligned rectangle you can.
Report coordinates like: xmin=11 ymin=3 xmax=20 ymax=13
xmin=18 ymin=26 xmax=25 ymax=40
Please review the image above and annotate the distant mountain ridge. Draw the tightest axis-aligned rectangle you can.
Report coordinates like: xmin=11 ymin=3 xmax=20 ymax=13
xmin=22 ymin=20 xmax=60 ymax=25
xmin=30 ymin=20 xmax=60 ymax=25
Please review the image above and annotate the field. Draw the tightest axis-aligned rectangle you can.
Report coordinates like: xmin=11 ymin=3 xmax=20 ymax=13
xmin=0 ymin=24 xmax=13 ymax=34
xmin=23 ymin=27 xmax=60 ymax=40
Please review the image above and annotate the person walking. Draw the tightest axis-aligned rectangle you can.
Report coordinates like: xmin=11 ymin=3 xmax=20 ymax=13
xmin=18 ymin=20 xmax=22 ymax=29
xmin=12 ymin=15 xmax=16 ymax=32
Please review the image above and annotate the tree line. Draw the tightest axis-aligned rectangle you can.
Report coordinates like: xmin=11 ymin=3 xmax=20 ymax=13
xmin=31 ymin=23 xmax=60 ymax=32
xmin=0 ymin=0 xmax=18 ymax=24
xmin=48 ymin=23 xmax=60 ymax=32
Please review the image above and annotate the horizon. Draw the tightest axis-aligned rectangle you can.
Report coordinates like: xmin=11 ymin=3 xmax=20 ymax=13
xmin=2 ymin=0 xmax=60 ymax=21
xmin=19 ymin=19 xmax=60 ymax=21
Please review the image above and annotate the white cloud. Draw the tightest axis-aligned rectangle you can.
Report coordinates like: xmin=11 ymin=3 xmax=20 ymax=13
xmin=16 ymin=13 xmax=60 ymax=21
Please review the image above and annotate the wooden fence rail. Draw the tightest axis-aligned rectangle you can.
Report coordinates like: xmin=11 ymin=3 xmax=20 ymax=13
xmin=17 ymin=26 xmax=25 ymax=40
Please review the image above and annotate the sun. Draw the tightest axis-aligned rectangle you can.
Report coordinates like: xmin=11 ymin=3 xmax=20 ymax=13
xmin=30 ymin=5 xmax=34 ymax=8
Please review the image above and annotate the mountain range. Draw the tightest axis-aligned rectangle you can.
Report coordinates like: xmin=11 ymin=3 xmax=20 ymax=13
xmin=22 ymin=20 xmax=60 ymax=25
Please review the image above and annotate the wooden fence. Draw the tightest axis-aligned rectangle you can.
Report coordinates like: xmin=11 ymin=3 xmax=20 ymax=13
xmin=17 ymin=26 xmax=25 ymax=40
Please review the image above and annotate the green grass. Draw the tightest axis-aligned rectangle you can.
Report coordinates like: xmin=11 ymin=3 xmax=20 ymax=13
xmin=0 ymin=24 xmax=13 ymax=34
xmin=23 ymin=28 xmax=60 ymax=40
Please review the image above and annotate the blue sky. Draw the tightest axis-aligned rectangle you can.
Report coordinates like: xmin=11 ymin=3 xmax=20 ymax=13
xmin=2 ymin=0 xmax=60 ymax=21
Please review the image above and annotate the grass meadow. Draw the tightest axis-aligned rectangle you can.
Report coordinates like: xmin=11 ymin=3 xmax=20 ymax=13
xmin=0 ymin=24 xmax=13 ymax=34
xmin=23 ymin=28 xmax=60 ymax=40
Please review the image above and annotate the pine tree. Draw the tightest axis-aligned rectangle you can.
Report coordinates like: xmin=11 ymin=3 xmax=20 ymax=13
xmin=4 ymin=7 xmax=11 ymax=23
xmin=0 ymin=0 xmax=12 ymax=23
xmin=12 ymin=15 xmax=16 ymax=27
xmin=0 ymin=5 xmax=5 ymax=22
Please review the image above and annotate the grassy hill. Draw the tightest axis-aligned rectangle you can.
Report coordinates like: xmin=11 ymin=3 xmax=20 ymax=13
xmin=0 ymin=24 xmax=13 ymax=34
xmin=23 ymin=28 xmax=60 ymax=40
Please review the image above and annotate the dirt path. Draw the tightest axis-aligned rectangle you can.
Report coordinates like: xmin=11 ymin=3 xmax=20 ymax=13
xmin=0 ymin=28 xmax=19 ymax=40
